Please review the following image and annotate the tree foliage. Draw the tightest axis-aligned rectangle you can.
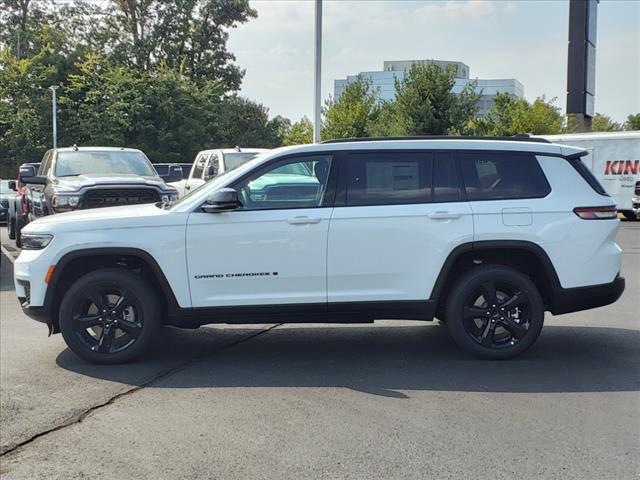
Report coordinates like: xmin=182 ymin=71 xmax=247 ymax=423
xmin=590 ymin=113 xmax=622 ymax=132
xmin=624 ymin=113 xmax=640 ymax=131
xmin=283 ymin=117 xmax=313 ymax=145
xmin=469 ymin=93 xmax=564 ymax=136
xmin=322 ymin=75 xmax=380 ymax=140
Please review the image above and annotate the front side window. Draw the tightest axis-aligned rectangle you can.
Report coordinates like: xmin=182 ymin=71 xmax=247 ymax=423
xmin=205 ymin=154 xmax=219 ymax=179
xmin=192 ymin=154 xmax=209 ymax=179
xmin=54 ymin=151 xmax=157 ymax=177
xmin=233 ymin=155 xmax=332 ymax=210
xmin=39 ymin=152 xmax=52 ymax=175
xmin=460 ymin=152 xmax=551 ymax=201
xmin=345 ymin=152 xmax=432 ymax=206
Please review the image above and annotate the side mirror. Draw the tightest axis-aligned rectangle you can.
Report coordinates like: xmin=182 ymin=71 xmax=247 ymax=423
xmin=201 ymin=188 xmax=239 ymax=213
xmin=166 ymin=165 xmax=183 ymax=183
xmin=8 ymin=180 xmax=17 ymax=191
xmin=18 ymin=165 xmax=37 ymax=183
xmin=22 ymin=175 xmax=48 ymax=185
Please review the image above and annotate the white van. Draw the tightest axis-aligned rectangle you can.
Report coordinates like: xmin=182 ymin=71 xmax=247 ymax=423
xmin=540 ymin=131 xmax=639 ymax=220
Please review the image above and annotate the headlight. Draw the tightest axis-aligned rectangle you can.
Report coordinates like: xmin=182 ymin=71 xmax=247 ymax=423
xmin=21 ymin=234 xmax=54 ymax=250
xmin=52 ymin=195 xmax=81 ymax=211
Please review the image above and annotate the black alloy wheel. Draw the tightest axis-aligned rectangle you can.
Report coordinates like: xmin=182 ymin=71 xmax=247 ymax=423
xmin=59 ymin=269 xmax=160 ymax=364
xmin=445 ymin=265 xmax=544 ymax=359
xmin=70 ymin=288 xmax=143 ymax=355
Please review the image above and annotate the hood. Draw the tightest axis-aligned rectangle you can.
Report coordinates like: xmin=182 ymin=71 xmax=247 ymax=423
xmin=23 ymin=203 xmax=186 ymax=234
xmin=53 ymin=173 xmax=170 ymax=192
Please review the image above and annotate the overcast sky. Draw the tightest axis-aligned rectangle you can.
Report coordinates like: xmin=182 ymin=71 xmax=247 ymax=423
xmin=228 ymin=0 xmax=639 ymax=123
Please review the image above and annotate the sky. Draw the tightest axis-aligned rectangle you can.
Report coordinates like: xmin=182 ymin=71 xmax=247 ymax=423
xmin=227 ymin=0 xmax=640 ymax=123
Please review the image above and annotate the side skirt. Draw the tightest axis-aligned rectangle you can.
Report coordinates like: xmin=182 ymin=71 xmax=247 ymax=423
xmin=166 ymin=300 xmax=436 ymax=328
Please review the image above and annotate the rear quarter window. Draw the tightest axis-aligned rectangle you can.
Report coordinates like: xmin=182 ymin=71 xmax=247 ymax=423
xmin=460 ymin=152 xmax=551 ymax=201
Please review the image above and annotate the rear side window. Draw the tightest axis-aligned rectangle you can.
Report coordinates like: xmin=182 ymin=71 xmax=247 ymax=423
xmin=568 ymin=158 xmax=609 ymax=196
xmin=345 ymin=152 xmax=432 ymax=206
xmin=460 ymin=152 xmax=551 ymax=201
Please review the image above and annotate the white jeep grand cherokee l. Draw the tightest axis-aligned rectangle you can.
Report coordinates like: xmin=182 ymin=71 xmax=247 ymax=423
xmin=14 ymin=137 xmax=625 ymax=364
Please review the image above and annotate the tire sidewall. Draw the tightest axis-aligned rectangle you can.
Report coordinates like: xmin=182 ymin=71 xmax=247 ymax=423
xmin=59 ymin=269 xmax=160 ymax=364
xmin=445 ymin=265 xmax=544 ymax=360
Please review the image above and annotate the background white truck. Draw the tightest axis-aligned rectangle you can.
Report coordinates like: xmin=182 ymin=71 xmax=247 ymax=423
xmin=541 ymin=131 xmax=640 ymax=220
xmin=170 ymin=148 xmax=268 ymax=197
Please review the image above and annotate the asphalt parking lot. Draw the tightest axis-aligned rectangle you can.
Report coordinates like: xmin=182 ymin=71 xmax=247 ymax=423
xmin=0 ymin=223 xmax=638 ymax=480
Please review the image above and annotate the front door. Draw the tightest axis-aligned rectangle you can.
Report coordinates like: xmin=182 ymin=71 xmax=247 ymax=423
xmin=186 ymin=154 xmax=335 ymax=307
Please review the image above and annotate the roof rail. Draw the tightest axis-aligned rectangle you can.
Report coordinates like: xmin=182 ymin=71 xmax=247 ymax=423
xmin=320 ymin=135 xmax=552 ymax=144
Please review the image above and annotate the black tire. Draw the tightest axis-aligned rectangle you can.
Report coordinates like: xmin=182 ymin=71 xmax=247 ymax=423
xmin=8 ymin=218 xmax=16 ymax=240
xmin=59 ymin=268 xmax=161 ymax=364
xmin=621 ymin=210 xmax=638 ymax=221
xmin=445 ymin=265 xmax=544 ymax=360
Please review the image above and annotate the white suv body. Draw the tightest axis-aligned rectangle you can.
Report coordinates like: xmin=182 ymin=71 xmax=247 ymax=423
xmin=14 ymin=138 xmax=625 ymax=363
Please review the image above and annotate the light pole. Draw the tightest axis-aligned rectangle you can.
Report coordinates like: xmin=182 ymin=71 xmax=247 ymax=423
xmin=49 ymin=85 xmax=59 ymax=148
xmin=313 ymin=0 xmax=322 ymax=143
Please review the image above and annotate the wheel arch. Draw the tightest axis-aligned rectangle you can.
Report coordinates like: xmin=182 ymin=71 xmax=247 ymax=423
xmin=46 ymin=247 xmax=180 ymax=333
xmin=431 ymin=240 xmax=562 ymax=318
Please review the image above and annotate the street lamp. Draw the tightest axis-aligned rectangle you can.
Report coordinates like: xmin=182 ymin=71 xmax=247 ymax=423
xmin=49 ymin=85 xmax=59 ymax=149
xmin=313 ymin=0 xmax=322 ymax=143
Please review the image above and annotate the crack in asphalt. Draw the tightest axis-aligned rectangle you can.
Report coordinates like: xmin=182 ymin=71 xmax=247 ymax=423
xmin=0 ymin=323 xmax=282 ymax=458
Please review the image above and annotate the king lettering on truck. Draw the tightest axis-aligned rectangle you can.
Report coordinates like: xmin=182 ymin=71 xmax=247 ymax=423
xmin=540 ymin=131 xmax=640 ymax=220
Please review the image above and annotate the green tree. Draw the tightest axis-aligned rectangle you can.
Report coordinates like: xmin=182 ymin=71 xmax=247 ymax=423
xmin=624 ymin=113 xmax=640 ymax=131
xmin=470 ymin=93 xmax=563 ymax=136
xmin=105 ymin=0 xmax=257 ymax=90
xmin=322 ymin=75 xmax=380 ymax=140
xmin=0 ymin=46 xmax=55 ymax=177
xmin=283 ymin=117 xmax=313 ymax=145
xmin=591 ymin=113 xmax=622 ymax=132
xmin=211 ymin=95 xmax=286 ymax=148
xmin=393 ymin=63 xmax=481 ymax=135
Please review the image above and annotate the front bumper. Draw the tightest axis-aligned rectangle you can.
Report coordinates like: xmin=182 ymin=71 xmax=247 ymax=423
xmin=19 ymin=301 xmax=49 ymax=324
xmin=551 ymin=275 xmax=625 ymax=315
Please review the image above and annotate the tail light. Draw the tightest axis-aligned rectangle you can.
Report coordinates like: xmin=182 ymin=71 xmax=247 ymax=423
xmin=573 ymin=206 xmax=618 ymax=220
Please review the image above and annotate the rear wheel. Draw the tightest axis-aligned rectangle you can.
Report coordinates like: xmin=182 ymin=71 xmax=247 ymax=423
xmin=445 ymin=265 xmax=544 ymax=359
xmin=59 ymin=269 xmax=161 ymax=364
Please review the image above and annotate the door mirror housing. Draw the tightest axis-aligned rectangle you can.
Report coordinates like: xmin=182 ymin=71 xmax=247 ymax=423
xmin=8 ymin=180 xmax=17 ymax=191
xmin=18 ymin=165 xmax=37 ymax=184
xmin=165 ymin=165 xmax=183 ymax=183
xmin=201 ymin=188 xmax=239 ymax=213
xmin=22 ymin=175 xmax=48 ymax=185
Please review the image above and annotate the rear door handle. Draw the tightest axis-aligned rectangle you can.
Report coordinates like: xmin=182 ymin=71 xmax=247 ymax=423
xmin=287 ymin=216 xmax=322 ymax=225
xmin=428 ymin=211 xmax=462 ymax=220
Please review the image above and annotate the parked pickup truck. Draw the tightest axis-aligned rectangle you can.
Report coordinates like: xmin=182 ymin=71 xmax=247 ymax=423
xmin=170 ymin=147 xmax=268 ymax=197
xmin=23 ymin=147 xmax=180 ymax=219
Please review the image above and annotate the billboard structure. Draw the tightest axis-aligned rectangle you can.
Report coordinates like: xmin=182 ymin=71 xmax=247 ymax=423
xmin=567 ymin=0 xmax=599 ymax=132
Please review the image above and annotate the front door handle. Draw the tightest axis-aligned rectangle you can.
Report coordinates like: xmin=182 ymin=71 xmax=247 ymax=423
xmin=287 ymin=216 xmax=322 ymax=225
xmin=428 ymin=211 xmax=462 ymax=220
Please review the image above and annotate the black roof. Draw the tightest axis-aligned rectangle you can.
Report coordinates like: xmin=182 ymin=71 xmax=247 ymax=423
xmin=320 ymin=135 xmax=551 ymax=144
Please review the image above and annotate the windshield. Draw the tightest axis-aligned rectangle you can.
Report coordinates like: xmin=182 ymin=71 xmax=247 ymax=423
xmin=223 ymin=152 xmax=262 ymax=171
xmin=55 ymin=151 xmax=157 ymax=177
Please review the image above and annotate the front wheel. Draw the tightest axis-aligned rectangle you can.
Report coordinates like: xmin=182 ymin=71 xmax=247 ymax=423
xmin=59 ymin=269 xmax=161 ymax=364
xmin=621 ymin=210 xmax=639 ymax=221
xmin=445 ymin=265 xmax=544 ymax=359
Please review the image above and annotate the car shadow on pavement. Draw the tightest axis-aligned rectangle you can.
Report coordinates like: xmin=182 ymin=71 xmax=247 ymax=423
xmin=56 ymin=323 xmax=640 ymax=397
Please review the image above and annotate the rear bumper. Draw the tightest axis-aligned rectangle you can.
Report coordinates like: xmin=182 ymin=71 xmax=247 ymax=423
xmin=551 ymin=275 xmax=625 ymax=315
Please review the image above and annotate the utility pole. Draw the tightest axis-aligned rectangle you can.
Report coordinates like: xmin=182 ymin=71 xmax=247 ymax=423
xmin=313 ymin=0 xmax=322 ymax=143
xmin=50 ymin=86 xmax=59 ymax=148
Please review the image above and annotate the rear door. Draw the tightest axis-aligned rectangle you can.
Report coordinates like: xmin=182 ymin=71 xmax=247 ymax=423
xmin=327 ymin=150 xmax=473 ymax=303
